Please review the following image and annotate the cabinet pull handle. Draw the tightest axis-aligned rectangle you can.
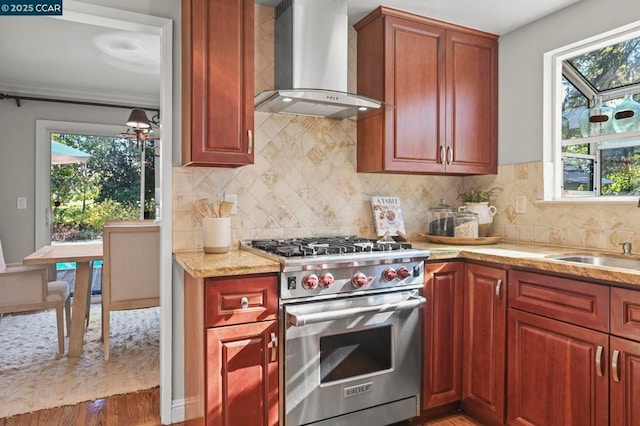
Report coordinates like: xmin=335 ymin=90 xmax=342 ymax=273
xmin=446 ymin=146 xmax=453 ymax=164
xmin=495 ymin=279 xmax=503 ymax=301
xmin=439 ymin=146 xmax=445 ymax=164
xmin=612 ymin=349 xmax=620 ymax=383
xmin=247 ymin=130 xmax=253 ymax=155
xmin=595 ymin=345 xmax=604 ymax=377
xmin=270 ymin=332 xmax=277 ymax=362
xmin=240 ymin=297 xmax=249 ymax=309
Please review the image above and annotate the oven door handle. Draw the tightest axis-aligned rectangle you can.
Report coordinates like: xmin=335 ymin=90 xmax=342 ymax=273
xmin=287 ymin=295 xmax=427 ymax=327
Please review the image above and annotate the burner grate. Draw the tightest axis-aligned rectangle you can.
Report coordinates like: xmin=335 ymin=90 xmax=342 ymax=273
xmin=247 ymin=236 xmax=413 ymax=258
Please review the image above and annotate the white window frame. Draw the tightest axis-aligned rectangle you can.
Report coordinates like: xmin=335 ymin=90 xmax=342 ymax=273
xmin=543 ymin=20 xmax=640 ymax=203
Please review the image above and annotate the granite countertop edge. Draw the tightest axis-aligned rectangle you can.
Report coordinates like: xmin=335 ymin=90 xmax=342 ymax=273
xmin=174 ymin=241 xmax=640 ymax=287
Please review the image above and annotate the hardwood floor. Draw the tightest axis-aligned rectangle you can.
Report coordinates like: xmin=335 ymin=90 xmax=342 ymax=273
xmin=0 ymin=387 xmax=182 ymax=426
xmin=416 ymin=414 xmax=481 ymax=425
xmin=0 ymin=388 xmax=478 ymax=425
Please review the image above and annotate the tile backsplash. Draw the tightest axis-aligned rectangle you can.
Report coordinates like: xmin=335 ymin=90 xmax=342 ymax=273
xmin=172 ymin=4 xmax=640 ymax=253
xmin=172 ymin=112 xmax=463 ymax=250
xmin=470 ymin=162 xmax=640 ymax=252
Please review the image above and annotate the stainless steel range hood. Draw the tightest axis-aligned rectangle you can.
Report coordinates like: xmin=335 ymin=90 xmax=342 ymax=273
xmin=254 ymin=0 xmax=383 ymax=119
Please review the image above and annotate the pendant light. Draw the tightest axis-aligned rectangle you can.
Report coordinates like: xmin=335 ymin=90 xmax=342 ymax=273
xmin=126 ymin=108 xmax=151 ymax=129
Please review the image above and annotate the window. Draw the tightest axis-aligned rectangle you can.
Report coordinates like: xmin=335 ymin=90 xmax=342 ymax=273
xmin=544 ymin=23 xmax=640 ymax=201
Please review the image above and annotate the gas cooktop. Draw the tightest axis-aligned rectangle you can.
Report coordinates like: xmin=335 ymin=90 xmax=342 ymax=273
xmin=245 ymin=236 xmax=412 ymax=257
xmin=240 ymin=235 xmax=430 ymax=271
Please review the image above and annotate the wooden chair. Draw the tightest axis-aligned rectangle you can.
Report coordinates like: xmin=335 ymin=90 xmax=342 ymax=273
xmin=102 ymin=220 xmax=160 ymax=361
xmin=0 ymin=240 xmax=71 ymax=354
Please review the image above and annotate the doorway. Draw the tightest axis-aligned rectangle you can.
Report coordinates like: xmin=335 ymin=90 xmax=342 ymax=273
xmin=26 ymin=2 xmax=174 ymax=422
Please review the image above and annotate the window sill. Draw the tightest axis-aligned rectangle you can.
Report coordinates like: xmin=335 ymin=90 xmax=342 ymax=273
xmin=537 ymin=196 xmax=639 ymax=205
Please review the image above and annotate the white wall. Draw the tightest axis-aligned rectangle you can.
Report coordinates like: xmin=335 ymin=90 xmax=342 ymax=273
xmin=75 ymin=0 xmax=183 ymax=166
xmin=498 ymin=0 xmax=640 ymax=164
xmin=0 ymin=101 xmax=130 ymax=262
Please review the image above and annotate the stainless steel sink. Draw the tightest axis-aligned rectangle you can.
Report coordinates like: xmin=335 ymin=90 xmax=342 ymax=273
xmin=549 ymin=254 xmax=640 ymax=270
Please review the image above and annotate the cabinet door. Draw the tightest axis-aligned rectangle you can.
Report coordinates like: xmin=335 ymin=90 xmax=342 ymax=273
xmin=356 ymin=13 xmax=446 ymax=173
xmin=182 ymin=0 xmax=254 ymax=167
xmin=610 ymin=336 xmax=640 ymax=426
xmin=422 ymin=262 xmax=463 ymax=410
xmin=444 ymin=30 xmax=497 ymax=174
xmin=385 ymin=17 xmax=446 ymax=173
xmin=462 ymin=263 xmax=506 ymax=425
xmin=207 ymin=320 xmax=278 ymax=426
xmin=507 ymin=309 xmax=609 ymax=426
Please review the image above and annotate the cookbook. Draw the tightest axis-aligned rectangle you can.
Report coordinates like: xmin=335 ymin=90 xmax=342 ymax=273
xmin=371 ymin=196 xmax=406 ymax=237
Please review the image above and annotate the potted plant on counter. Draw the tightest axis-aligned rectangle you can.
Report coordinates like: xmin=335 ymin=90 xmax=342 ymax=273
xmin=456 ymin=185 xmax=501 ymax=237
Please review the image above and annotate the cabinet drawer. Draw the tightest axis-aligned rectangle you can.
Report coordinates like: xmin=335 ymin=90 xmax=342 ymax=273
xmin=205 ymin=274 xmax=277 ymax=327
xmin=611 ymin=287 xmax=640 ymax=341
xmin=509 ymin=270 xmax=609 ymax=332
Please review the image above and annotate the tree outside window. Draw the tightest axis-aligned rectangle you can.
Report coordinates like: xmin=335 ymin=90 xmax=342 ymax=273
xmin=51 ymin=133 xmax=156 ymax=241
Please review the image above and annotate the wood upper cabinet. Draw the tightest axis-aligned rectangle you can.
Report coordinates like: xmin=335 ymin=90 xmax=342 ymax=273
xmin=182 ymin=0 xmax=254 ymax=167
xmin=444 ymin=30 xmax=498 ymax=174
xmin=422 ymin=261 xmax=463 ymax=411
xmin=461 ymin=263 xmax=507 ymax=425
xmin=354 ymin=7 xmax=497 ymax=175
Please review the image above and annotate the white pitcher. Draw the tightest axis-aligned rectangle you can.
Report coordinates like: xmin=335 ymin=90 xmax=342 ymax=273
xmin=458 ymin=202 xmax=497 ymax=237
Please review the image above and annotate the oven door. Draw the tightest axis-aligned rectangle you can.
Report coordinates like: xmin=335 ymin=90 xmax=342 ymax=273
xmin=283 ymin=290 xmax=425 ymax=426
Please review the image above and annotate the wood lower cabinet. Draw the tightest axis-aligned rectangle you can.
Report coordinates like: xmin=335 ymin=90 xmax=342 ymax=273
xmin=184 ymin=273 xmax=278 ymax=426
xmin=354 ymin=7 xmax=497 ymax=175
xmin=182 ymin=0 xmax=254 ymax=167
xmin=461 ymin=263 xmax=506 ymax=425
xmin=507 ymin=270 xmax=610 ymax=426
xmin=207 ymin=321 xmax=278 ymax=426
xmin=610 ymin=336 xmax=640 ymax=426
xmin=610 ymin=287 xmax=640 ymax=426
xmin=507 ymin=308 xmax=609 ymax=426
xmin=422 ymin=262 xmax=463 ymax=411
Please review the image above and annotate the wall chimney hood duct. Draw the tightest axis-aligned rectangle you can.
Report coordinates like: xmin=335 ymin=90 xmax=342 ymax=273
xmin=254 ymin=0 xmax=383 ymax=119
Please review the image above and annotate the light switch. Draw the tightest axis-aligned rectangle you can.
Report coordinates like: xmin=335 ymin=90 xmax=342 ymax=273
xmin=17 ymin=197 xmax=27 ymax=210
xmin=224 ymin=193 xmax=238 ymax=215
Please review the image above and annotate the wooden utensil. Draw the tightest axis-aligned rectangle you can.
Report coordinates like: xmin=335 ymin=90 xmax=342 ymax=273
xmin=219 ymin=201 xmax=234 ymax=218
xmin=194 ymin=199 xmax=215 ymax=217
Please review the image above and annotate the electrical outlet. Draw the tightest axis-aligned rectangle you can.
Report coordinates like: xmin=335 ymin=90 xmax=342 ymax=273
xmin=515 ymin=195 xmax=526 ymax=214
xmin=224 ymin=193 xmax=238 ymax=215
xmin=17 ymin=197 xmax=27 ymax=210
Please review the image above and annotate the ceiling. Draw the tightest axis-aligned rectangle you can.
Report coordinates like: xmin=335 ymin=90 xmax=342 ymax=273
xmin=256 ymin=0 xmax=583 ymax=35
xmin=0 ymin=0 xmax=582 ymax=109
xmin=0 ymin=14 xmax=161 ymax=109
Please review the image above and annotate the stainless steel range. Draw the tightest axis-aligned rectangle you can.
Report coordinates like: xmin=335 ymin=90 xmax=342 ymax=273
xmin=241 ymin=236 xmax=429 ymax=426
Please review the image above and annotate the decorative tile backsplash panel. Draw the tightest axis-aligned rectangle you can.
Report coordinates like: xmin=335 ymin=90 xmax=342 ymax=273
xmin=470 ymin=162 xmax=640 ymax=252
xmin=173 ymin=5 xmax=640 ymax=253
xmin=173 ymin=112 xmax=463 ymax=250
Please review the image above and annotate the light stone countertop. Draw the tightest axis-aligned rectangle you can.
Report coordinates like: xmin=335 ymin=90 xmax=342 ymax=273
xmin=174 ymin=248 xmax=281 ymax=278
xmin=412 ymin=240 xmax=640 ymax=287
xmin=175 ymin=241 xmax=640 ymax=287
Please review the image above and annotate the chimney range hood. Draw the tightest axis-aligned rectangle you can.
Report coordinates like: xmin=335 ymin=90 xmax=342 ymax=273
xmin=254 ymin=0 xmax=383 ymax=119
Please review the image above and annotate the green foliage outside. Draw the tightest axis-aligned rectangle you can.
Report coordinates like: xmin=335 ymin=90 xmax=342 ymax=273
xmin=561 ymin=36 xmax=640 ymax=195
xmin=51 ymin=133 xmax=156 ymax=242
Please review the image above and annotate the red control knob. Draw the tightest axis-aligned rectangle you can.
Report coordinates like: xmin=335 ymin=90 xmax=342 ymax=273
xmin=397 ymin=266 xmax=411 ymax=279
xmin=302 ymin=274 xmax=319 ymax=290
xmin=319 ymin=272 xmax=335 ymax=289
xmin=352 ymin=272 xmax=373 ymax=289
xmin=382 ymin=267 xmax=398 ymax=282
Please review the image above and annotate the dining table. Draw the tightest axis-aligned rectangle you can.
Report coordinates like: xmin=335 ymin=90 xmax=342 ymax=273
xmin=24 ymin=242 xmax=103 ymax=357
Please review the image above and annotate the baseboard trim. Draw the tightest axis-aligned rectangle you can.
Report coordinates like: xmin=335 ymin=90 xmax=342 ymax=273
xmin=171 ymin=398 xmax=185 ymax=424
